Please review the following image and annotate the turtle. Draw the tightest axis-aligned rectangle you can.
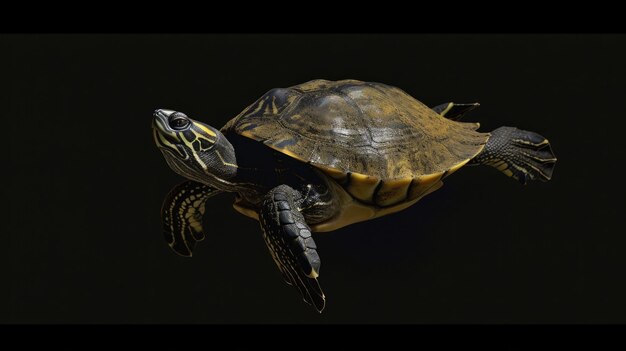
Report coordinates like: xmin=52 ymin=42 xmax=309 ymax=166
xmin=152 ymin=79 xmax=557 ymax=312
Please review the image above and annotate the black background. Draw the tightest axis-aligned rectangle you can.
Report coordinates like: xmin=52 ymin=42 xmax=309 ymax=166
xmin=2 ymin=34 xmax=623 ymax=323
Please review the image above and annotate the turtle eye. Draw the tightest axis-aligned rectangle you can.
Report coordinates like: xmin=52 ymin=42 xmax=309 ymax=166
xmin=169 ymin=116 xmax=190 ymax=130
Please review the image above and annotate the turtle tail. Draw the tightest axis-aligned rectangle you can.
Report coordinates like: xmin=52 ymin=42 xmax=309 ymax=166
xmin=470 ymin=126 xmax=557 ymax=185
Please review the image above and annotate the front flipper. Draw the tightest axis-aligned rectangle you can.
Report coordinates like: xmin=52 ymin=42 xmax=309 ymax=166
xmin=161 ymin=181 xmax=222 ymax=257
xmin=259 ymin=185 xmax=325 ymax=312
xmin=432 ymin=102 xmax=480 ymax=120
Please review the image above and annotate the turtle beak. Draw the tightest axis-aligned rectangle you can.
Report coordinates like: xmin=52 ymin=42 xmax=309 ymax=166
xmin=154 ymin=108 xmax=175 ymax=121
xmin=153 ymin=109 xmax=176 ymax=131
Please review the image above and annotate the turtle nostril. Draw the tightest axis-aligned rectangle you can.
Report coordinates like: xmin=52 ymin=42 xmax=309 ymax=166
xmin=154 ymin=109 xmax=176 ymax=118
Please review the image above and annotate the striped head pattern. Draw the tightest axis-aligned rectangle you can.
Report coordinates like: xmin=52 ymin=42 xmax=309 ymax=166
xmin=153 ymin=109 xmax=236 ymax=186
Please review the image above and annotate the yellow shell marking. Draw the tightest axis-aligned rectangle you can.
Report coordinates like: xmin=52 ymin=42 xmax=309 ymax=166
xmin=408 ymin=171 xmax=444 ymax=200
xmin=314 ymin=164 xmax=348 ymax=184
xmin=446 ymin=159 xmax=470 ymax=176
xmin=224 ymin=80 xmax=493 ymax=232
xmin=346 ymin=172 xmax=380 ymax=204
xmin=311 ymin=179 xmax=444 ymax=232
xmin=374 ymin=177 xmax=413 ymax=207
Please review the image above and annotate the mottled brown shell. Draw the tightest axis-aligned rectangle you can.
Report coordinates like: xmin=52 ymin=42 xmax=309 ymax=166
xmin=222 ymin=79 xmax=489 ymax=210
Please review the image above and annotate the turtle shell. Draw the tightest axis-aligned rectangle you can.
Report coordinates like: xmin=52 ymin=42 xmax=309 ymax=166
xmin=222 ymin=79 xmax=489 ymax=209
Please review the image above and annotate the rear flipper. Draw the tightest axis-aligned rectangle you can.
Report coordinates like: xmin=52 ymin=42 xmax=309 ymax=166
xmin=470 ymin=126 xmax=557 ymax=185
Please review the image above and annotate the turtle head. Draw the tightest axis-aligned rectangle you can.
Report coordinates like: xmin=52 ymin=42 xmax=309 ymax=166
xmin=153 ymin=109 xmax=237 ymax=188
